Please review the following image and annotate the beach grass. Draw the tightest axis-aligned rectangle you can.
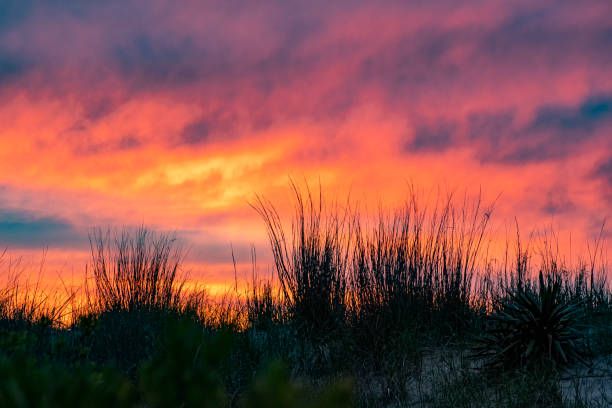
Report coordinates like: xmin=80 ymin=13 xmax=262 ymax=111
xmin=0 ymin=187 xmax=610 ymax=407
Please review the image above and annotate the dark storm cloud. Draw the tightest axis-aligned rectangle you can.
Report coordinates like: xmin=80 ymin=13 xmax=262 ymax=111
xmin=592 ymin=157 xmax=612 ymax=191
xmin=3 ymin=0 xmax=612 ymax=164
xmin=467 ymin=111 xmax=515 ymax=146
xmin=113 ymin=35 xmax=203 ymax=88
xmin=351 ymin=4 xmax=611 ymax=103
xmin=116 ymin=135 xmax=141 ymax=150
xmin=67 ymin=133 xmax=143 ymax=155
xmin=106 ymin=3 xmax=322 ymax=91
xmin=0 ymin=1 xmax=34 ymax=32
xmin=541 ymin=184 xmax=576 ymax=215
xmin=495 ymin=95 xmax=612 ymax=164
xmin=83 ymin=97 xmax=116 ymax=121
xmin=404 ymin=94 xmax=612 ymax=164
xmin=0 ymin=53 xmax=29 ymax=83
xmin=472 ymin=6 xmax=612 ymax=76
xmin=175 ymin=110 xmax=240 ymax=147
xmin=0 ymin=0 xmax=100 ymax=33
xmin=530 ymin=95 xmax=612 ymax=134
xmin=480 ymin=9 xmax=571 ymax=58
xmin=406 ymin=120 xmax=457 ymax=153
xmin=180 ymin=120 xmax=210 ymax=146
xmin=0 ymin=208 xmax=85 ymax=249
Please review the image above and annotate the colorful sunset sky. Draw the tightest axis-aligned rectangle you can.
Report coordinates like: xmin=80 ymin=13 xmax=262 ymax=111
xmin=0 ymin=1 xmax=610 ymax=290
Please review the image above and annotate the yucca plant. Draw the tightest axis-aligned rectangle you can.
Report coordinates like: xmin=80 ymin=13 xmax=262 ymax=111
xmin=473 ymin=271 xmax=588 ymax=370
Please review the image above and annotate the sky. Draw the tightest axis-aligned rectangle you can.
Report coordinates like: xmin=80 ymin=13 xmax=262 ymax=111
xmin=0 ymin=0 xmax=610 ymax=291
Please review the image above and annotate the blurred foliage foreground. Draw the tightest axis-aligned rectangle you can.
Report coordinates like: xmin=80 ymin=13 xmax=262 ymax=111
xmin=0 ymin=317 xmax=353 ymax=408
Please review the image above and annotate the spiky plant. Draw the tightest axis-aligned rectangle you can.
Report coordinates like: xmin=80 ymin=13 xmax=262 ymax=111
xmin=473 ymin=271 xmax=588 ymax=370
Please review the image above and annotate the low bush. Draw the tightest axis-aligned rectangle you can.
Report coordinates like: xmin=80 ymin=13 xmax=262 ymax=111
xmin=472 ymin=271 xmax=588 ymax=370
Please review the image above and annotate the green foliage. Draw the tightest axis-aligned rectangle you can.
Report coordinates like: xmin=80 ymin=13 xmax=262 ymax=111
xmin=246 ymin=280 xmax=285 ymax=330
xmin=79 ymin=308 xmax=165 ymax=374
xmin=139 ymin=318 xmax=231 ymax=408
xmin=0 ymin=354 xmax=136 ymax=408
xmin=243 ymin=361 xmax=353 ymax=408
xmin=0 ymin=319 xmax=355 ymax=408
xmin=473 ymin=271 xmax=588 ymax=370
xmin=423 ymin=363 xmax=564 ymax=408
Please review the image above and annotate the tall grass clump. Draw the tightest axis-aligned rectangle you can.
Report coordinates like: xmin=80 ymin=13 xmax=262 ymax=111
xmin=234 ymin=246 xmax=285 ymax=330
xmin=83 ymin=227 xmax=201 ymax=373
xmin=87 ymin=227 xmax=186 ymax=313
xmin=349 ymin=191 xmax=494 ymax=348
xmin=0 ymin=253 xmax=72 ymax=330
xmin=252 ymin=183 xmax=352 ymax=336
xmin=246 ymin=278 xmax=285 ymax=331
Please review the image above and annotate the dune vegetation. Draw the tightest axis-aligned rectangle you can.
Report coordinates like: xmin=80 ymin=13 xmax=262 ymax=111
xmin=0 ymin=185 xmax=610 ymax=407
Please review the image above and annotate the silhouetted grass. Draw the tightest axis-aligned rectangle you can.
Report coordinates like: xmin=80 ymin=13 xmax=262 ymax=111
xmin=348 ymin=190 xmax=493 ymax=353
xmin=251 ymin=182 xmax=352 ymax=338
xmin=0 ymin=252 xmax=73 ymax=330
xmin=87 ymin=226 xmax=187 ymax=313
xmin=74 ymin=227 xmax=219 ymax=374
xmin=0 ymin=186 xmax=610 ymax=407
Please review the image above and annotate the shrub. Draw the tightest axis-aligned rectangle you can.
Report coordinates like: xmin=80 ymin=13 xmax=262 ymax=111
xmin=472 ymin=271 xmax=588 ymax=370
xmin=246 ymin=278 xmax=285 ymax=330
xmin=0 ymin=353 xmax=136 ymax=408
xmin=140 ymin=319 xmax=355 ymax=408
xmin=139 ymin=318 xmax=231 ymax=408
xmin=243 ymin=361 xmax=354 ymax=408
